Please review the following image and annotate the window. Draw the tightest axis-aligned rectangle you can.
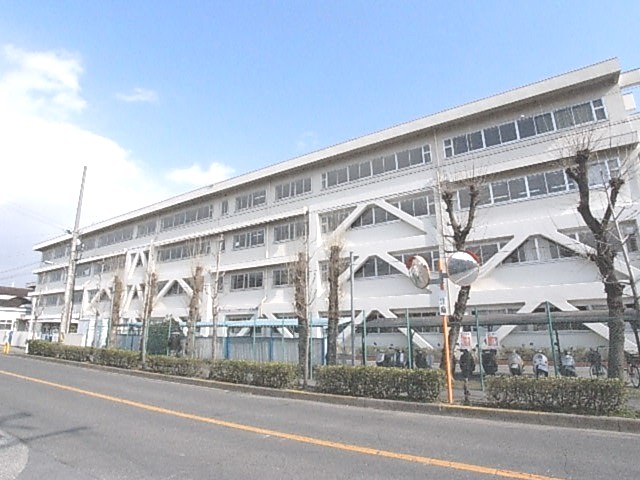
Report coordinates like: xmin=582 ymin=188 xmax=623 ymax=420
xmin=351 ymin=206 xmax=398 ymax=228
xmin=320 ymin=208 xmax=354 ymax=234
xmin=499 ymin=122 xmax=517 ymax=143
xmin=390 ymin=191 xmax=436 ymax=217
xmin=322 ymin=145 xmax=431 ymax=188
xmin=273 ymin=268 xmax=291 ymax=287
xmin=443 ymin=99 xmax=605 ymax=159
xmin=137 ymin=219 xmax=157 ymax=238
xmin=157 ymin=239 xmax=212 ymax=263
xmin=76 ymin=264 xmax=92 ymax=278
xmin=275 ymin=177 xmax=311 ymax=201
xmin=230 ymin=271 xmax=264 ymax=291
xmin=452 ymin=135 xmax=468 ymax=155
xmin=355 ymin=256 xmax=400 ymax=278
xmin=160 ymin=205 xmax=213 ymax=231
xmin=534 ymin=113 xmax=554 ymax=134
xmin=483 ymin=127 xmax=500 ymax=147
xmin=553 ymin=107 xmax=574 ymax=129
xmin=221 ymin=200 xmax=229 ymax=216
xmin=233 ymin=229 xmax=265 ymax=250
xmin=165 ymin=282 xmax=185 ymax=296
xmin=517 ymin=117 xmax=536 ymax=139
xmin=274 ymin=221 xmax=307 ymax=243
xmin=98 ymin=226 xmax=134 ymax=247
xmin=235 ymin=189 xmax=266 ymax=212
xmin=504 ymin=238 xmax=539 ymax=264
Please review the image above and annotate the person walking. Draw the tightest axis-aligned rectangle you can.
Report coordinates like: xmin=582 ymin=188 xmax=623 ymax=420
xmin=3 ymin=329 xmax=13 ymax=354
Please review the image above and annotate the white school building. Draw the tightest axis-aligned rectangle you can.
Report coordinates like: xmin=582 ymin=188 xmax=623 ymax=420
xmin=31 ymin=58 xmax=640 ymax=355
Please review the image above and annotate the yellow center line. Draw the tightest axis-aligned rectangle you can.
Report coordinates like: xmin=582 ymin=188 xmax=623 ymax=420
xmin=1 ymin=369 xmax=565 ymax=480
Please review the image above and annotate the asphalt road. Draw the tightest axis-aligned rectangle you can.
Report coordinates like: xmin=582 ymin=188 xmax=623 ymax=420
xmin=0 ymin=354 xmax=638 ymax=480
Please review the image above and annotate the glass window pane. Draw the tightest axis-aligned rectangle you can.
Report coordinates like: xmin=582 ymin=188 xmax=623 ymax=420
xmin=468 ymin=131 xmax=484 ymax=150
xmin=508 ymin=177 xmax=527 ymax=199
xmin=348 ymin=164 xmax=359 ymax=182
xmin=478 ymin=184 xmax=491 ymax=205
xmin=372 ymin=158 xmax=384 ymax=175
xmin=327 ymin=171 xmax=338 ymax=187
xmin=360 ymin=161 xmax=371 ymax=178
xmin=400 ymin=199 xmax=413 ymax=215
xmin=409 ymin=147 xmax=424 ymax=165
xmin=554 ymin=107 xmax=574 ymax=129
xmin=517 ymin=117 xmax=536 ymax=138
xmin=453 ymin=135 xmax=469 ymax=155
xmin=360 ymin=208 xmax=373 ymax=226
xmin=383 ymin=154 xmax=396 ymax=172
xmin=545 ymin=170 xmax=566 ymax=193
xmin=413 ymin=197 xmax=428 ymax=216
xmin=534 ymin=113 xmax=554 ymax=134
xmin=336 ymin=168 xmax=348 ymax=184
xmin=363 ymin=258 xmax=376 ymax=277
xmin=396 ymin=150 xmax=410 ymax=169
xmin=572 ymin=103 xmax=594 ymax=124
xmin=481 ymin=243 xmax=498 ymax=262
xmin=491 ymin=181 xmax=509 ymax=203
xmin=459 ymin=189 xmax=471 ymax=209
xmin=483 ymin=127 xmax=501 ymax=147
xmin=527 ymin=173 xmax=548 ymax=196
xmin=499 ymin=122 xmax=517 ymax=143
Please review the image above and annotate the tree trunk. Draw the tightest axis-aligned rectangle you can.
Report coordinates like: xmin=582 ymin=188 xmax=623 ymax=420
xmin=326 ymin=244 xmax=341 ymax=365
xmin=187 ymin=266 xmax=204 ymax=358
xmin=107 ymin=275 xmax=123 ymax=348
xmin=294 ymin=252 xmax=309 ymax=384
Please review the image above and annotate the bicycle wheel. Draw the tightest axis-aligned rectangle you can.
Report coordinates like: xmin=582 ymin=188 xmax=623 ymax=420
xmin=629 ymin=364 xmax=640 ymax=389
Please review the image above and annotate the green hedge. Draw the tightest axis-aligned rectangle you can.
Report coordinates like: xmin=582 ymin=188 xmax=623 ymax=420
xmin=487 ymin=376 xmax=627 ymax=415
xmin=209 ymin=359 xmax=297 ymax=389
xmin=27 ymin=341 xmax=296 ymax=389
xmin=314 ymin=365 xmax=444 ymax=402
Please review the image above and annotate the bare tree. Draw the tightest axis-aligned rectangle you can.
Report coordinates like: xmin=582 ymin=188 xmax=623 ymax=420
xmin=140 ymin=262 xmax=157 ymax=364
xmin=440 ymin=182 xmax=482 ymax=370
xmin=565 ymin=146 xmax=627 ymax=378
xmin=293 ymin=251 xmax=309 ymax=384
xmin=209 ymin=235 xmax=224 ymax=360
xmin=107 ymin=274 xmax=123 ymax=348
xmin=326 ymin=243 xmax=342 ymax=364
xmin=186 ymin=265 xmax=204 ymax=358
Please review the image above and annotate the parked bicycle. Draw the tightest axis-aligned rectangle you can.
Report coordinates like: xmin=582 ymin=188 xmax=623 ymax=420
xmin=625 ymin=352 xmax=640 ymax=389
xmin=588 ymin=346 xmax=607 ymax=378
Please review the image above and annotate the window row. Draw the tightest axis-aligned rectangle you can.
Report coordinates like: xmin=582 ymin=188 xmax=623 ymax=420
xmin=235 ymin=189 xmax=266 ymax=211
xmin=275 ymin=177 xmax=312 ymax=201
xmin=444 ymin=99 xmax=606 ymax=158
xmin=321 ymin=145 xmax=431 ymax=189
xmin=456 ymin=159 xmax=620 ymax=210
xmin=157 ymin=239 xmax=212 ymax=263
xmin=161 ymin=205 xmax=213 ymax=231
xmin=233 ymin=229 xmax=265 ymax=250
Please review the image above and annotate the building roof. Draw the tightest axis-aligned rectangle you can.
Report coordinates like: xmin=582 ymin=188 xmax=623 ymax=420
xmin=34 ymin=58 xmax=622 ymax=251
xmin=0 ymin=286 xmax=32 ymax=308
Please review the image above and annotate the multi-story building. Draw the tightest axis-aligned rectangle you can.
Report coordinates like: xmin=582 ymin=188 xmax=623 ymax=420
xmin=31 ymin=58 xmax=640 ymax=353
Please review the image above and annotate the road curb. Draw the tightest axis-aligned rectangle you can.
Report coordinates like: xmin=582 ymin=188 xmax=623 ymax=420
xmin=15 ymin=352 xmax=640 ymax=434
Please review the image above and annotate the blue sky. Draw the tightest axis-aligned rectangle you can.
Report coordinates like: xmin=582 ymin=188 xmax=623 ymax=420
xmin=0 ymin=0 xmax=639 ymax=286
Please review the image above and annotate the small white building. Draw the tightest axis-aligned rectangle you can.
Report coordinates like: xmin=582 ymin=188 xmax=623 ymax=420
xmin=30 ymin=58 xmax=640 ymax=355
xmin=0 ymin=286 xmax=32 ymax=348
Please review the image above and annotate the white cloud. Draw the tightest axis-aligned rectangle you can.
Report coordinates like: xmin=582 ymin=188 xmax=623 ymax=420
xmin=0 ymin=46 xmax=178 ymax=285
xmin=166 ymin=162 xmax=234 ymax=187
xmin=116 ymin=87 xmax=158 ymax=103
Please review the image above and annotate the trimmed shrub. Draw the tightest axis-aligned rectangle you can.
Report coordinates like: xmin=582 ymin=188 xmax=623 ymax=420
xmin=209 ymin=360 xmax=297 ymax=389
xmin=487 ymin=376 xmax=627 ymax=415
xmin=314 ymin=365 xmax=444 ymax=402
xmin=91 ymin=348 xmax=140 ymax=369
xmin=145 ymin=355 xmax=207 ymax=378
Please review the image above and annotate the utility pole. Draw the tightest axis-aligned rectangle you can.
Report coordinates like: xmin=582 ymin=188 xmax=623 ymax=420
xmin=210 ymin=234 xmax=224 ymax=360
xmin=59 ymin=166 xmax=87 ymax=342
